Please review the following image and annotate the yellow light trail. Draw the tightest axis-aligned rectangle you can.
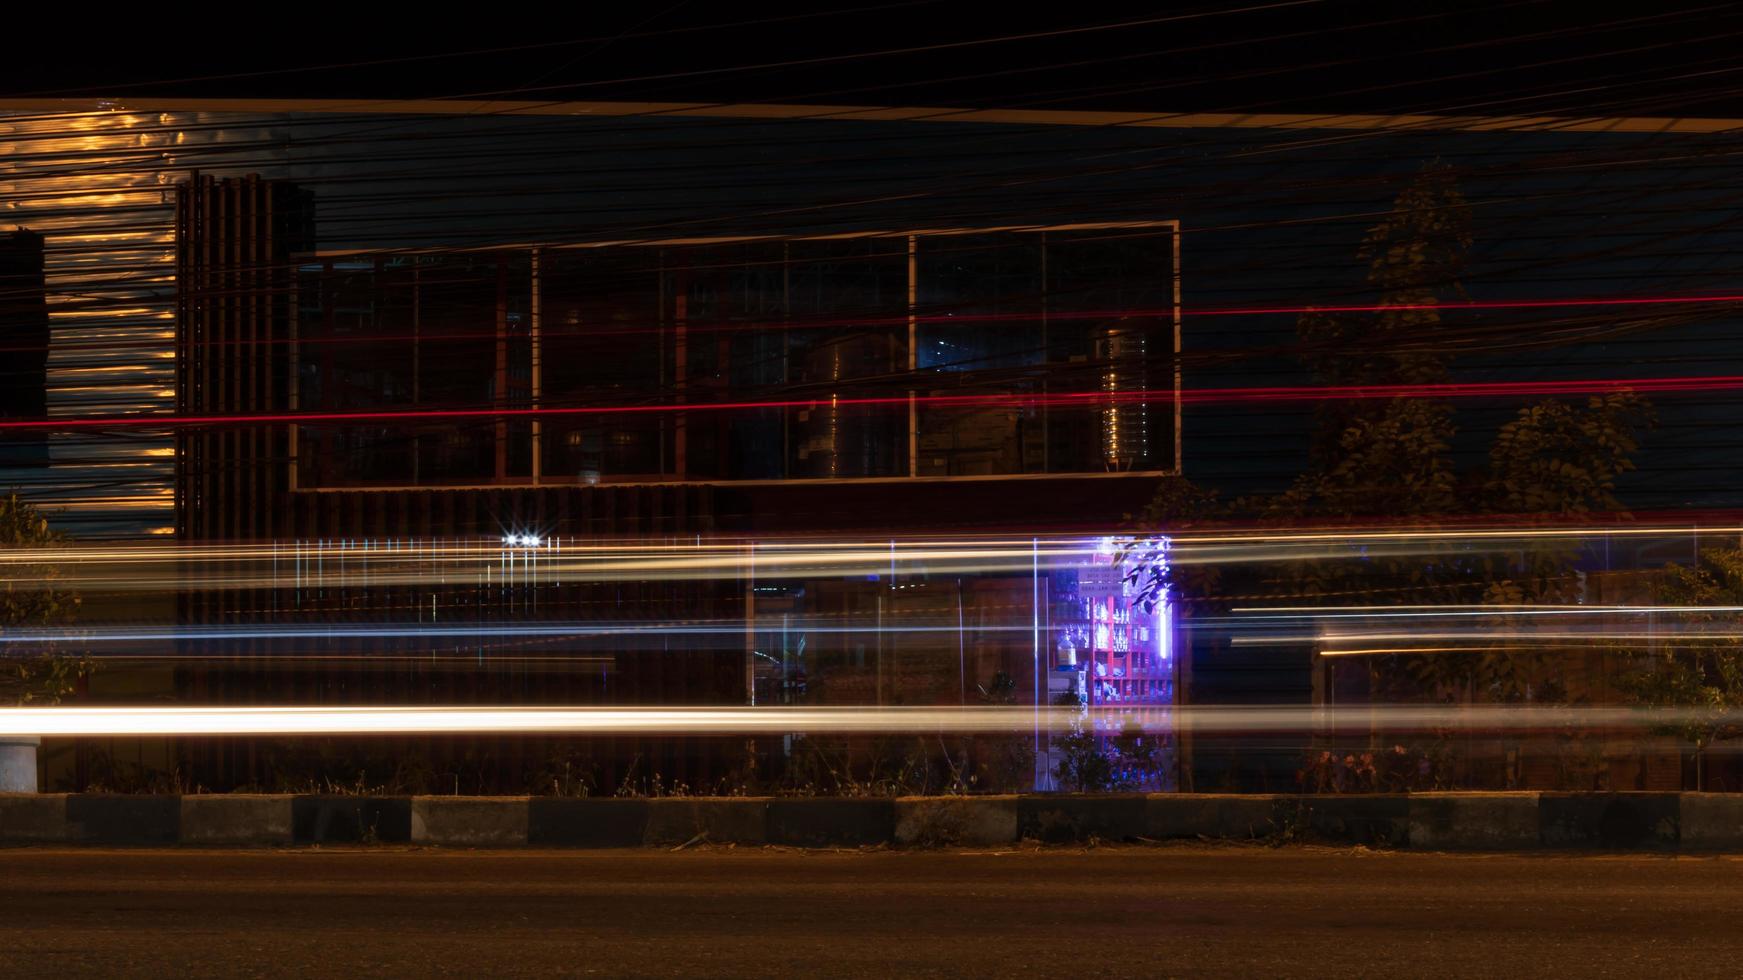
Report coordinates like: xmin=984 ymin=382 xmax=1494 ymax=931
xmin=0 ymin=523 xmax=1723 ymax=595
xmin=0 ymin=704 xmax=1729 ymax=737
xmin=0 ymin=520 xmax=1731 ymax=568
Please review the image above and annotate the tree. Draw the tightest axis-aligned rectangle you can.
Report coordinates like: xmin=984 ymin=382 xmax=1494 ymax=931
xmin=0 ymin=493 xmax=88 ymax=705
xmin=1621 ymin=548 xmax=1743 ymax=790
xmin=1119 ymin=163 xmax=1653 ymax=704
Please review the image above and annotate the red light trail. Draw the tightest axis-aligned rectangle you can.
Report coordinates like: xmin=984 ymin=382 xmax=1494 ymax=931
xmin=0 ymin=374 xmax=1726 ymax=431
xmin=1182 ymin=292 xmax=1743 ymax=318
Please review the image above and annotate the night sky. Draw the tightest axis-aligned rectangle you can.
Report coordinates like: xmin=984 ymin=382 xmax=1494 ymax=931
xmin=12 ymin=4 xmax=1743 ymax=117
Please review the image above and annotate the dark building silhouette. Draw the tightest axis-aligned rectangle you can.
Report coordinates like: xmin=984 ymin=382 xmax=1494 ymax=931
xmin=175 ymin=173 xmax=315 ymax=540
xmin=0 ymin=229 xmax=49 ymax=468
xmin=169 ymin=171 xmax=1185 ymax=792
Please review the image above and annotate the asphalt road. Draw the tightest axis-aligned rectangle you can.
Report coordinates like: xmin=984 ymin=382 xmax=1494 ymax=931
xmin=1 ymin=846 xmax=1740 ymax=978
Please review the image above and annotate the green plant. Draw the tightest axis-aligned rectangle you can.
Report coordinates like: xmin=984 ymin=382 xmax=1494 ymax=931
xmin=614 ymin=755 xmax=730 ymax=798
xmin=1052 ymin=691 xmax=1115 ymax=792
xmin=530 ymin=745 xmax=601 ymax=797
xmin=1267 ymin=799 xmax=1307 ymax=846
xmin=1109 ymin=720 xmax=1164 ymax=790
xmin=772 ymin=734 xmax=958 ymax=797
xmin=964 ymin=672 xmax=1036 ymax=793
xmin=1053 ymin=728 xmax=1114 ymax=793
xmin=245 ymin=738 xmax=437 ymax=795
xmin=1297 ymin=743 xmax=1441 ymax=794
xmin=1620 ymin=547 xmax=1743 ymax=789
xmin=0 ymin=493 xmax=91 ymax=706
xmin=77 ymin=748 xmax=196 ymax=795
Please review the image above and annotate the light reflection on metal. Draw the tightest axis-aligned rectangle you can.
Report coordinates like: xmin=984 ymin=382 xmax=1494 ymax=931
xmin=0 ymin=108 xmax=268 ymax=530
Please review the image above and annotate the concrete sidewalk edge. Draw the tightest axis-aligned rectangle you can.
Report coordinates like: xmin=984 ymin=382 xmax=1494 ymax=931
xmin=0 ymin=792 xmax=1718 ymax=850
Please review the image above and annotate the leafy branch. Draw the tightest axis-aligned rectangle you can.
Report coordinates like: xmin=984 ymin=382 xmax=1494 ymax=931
xmin=0 ymin=493 xmax=89 ymax=706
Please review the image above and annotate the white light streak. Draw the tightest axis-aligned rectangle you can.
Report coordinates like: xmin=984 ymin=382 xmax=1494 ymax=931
xmin=0 ymin=620 xmax=1042 ymax=646
xmin=0 ymin=703 xmax=1735 ymax=737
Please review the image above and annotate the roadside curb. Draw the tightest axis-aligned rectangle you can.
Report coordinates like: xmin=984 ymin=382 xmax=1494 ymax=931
xmin=292 ymin=796 xmax=412 ymax=844
xmin=182 ymin=795 xmax=293 ymax=845
xmin=644 ymin=798 xmax=769 ymax=846
xmin=411 ymin=797 xmax=529 ymax=847
xmin=1019 ymin=794 xmax=1146 ymax=843
xmin=768 ymin=798 xmax=893 ymax=846
xmin=0 ymin=792 xmax=1735 ymax=849
xmin=1146 ymin=793 xmax=1276 ymax=840
xmin=895 ymin=796 xmax=1018 ymax=846
xmin=1407 ymin=792 xmax=1540 ymax=850
xmin=1678 ymin=793 xmax=1743 ymax=850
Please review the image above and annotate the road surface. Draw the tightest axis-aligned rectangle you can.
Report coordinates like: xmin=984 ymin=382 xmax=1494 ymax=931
xmin=0 ymin=845 xmax=1739 ymax=977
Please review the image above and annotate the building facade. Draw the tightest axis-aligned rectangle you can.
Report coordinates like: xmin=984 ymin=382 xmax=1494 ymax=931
xmin=166 ymin=164 xmax=1186 ymax=792
xmin=12 ymin=99 xmax=1733 ymax=791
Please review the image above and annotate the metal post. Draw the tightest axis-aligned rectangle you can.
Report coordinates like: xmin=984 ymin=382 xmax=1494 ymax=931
xmin=0 ymin=737 xmax=40 ymax=793
xmin=1033 ymin=537 xmax=1042 ymax=786
xmin=674 ymin=267 xmax=688 ymax=481
xmin=530 ymin=248 xmax=542 ymax=485
xmin=957 ymin=580 xmax=966 ymax=706
xmin=494 ymin=255 xmax=509 ymax=481
xmin=907 ymin=235 xmax=918 ymax=477
xmin=1172 ymin=221 xmax=1184 ymax=474
xmin=745 ymin=542 xmax=757 ymax=706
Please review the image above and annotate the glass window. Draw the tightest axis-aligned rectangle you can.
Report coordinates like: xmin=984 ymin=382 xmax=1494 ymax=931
xmin=541 ymin=248 xmax=668 ymax=483
xmin=914 ymin=234 xmax=1046 ymax=476
xmin=297 ymin=252 xmax=530 ymax=487
xmin=292 ymin=225 xmax=1175 ymax=488
xmin=1045 ymin=229 xmax=1175 ymax=472
xmin=910 ymin=227 xmax=1175 ymax=476
xmin=667 ymin=243 xmax=789 ymax=480
xmin=916 ymin=234 xmax=1044 ymax=371
xmin=295 ymin=259 xmax=418 ymax=486
xmin=785 ymin=239 xmax=909 ymax=479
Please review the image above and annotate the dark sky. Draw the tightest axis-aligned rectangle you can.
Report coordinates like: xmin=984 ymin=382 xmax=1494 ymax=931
xmin=9 ymin=2 xmax=1743 ymax=118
